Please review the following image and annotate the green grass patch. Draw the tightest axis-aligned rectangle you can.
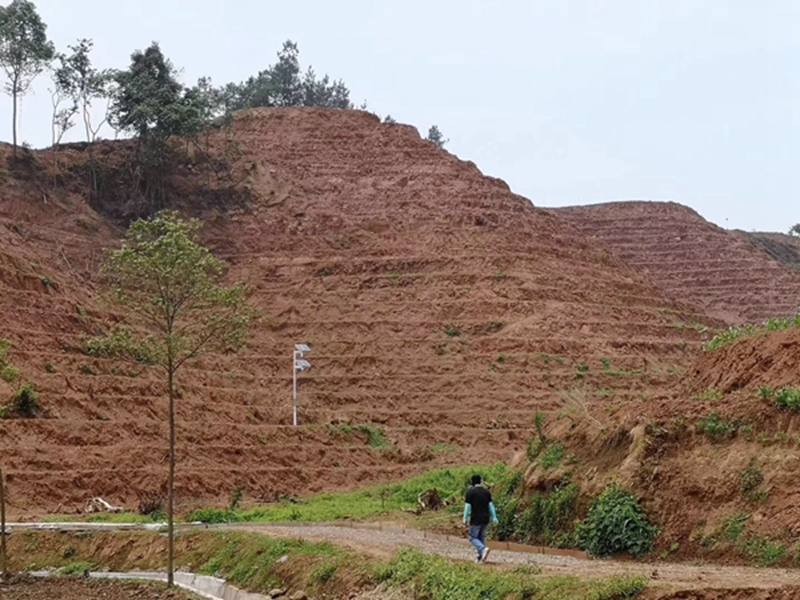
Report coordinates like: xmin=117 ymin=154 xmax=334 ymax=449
xmin=325 ymin=423 xmax=393 ymax=449
xmin=57 ymin=561 xmax=95 ymax=576
xmin=696 ymin=413 xmax=745 ymax=442
xmin=739 ymin=534 xmax=788 ymax=567
xmin=376 ymin=548 xmax=647 ymax=600
xmin=46 ymin=511 xmax=164 ymax=524
xmin=429 ymin=443 xmax=458 ymax=453
xmin=188 ymin=464 xmax=509 ymax=524
xmin=704 ymin=316 xmax=800 ymax=351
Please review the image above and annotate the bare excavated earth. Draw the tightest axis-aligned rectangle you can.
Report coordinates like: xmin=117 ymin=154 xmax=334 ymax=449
xmin=1 ymin=109 xmax=800 ymax=589
xmin=0 ymin=576 xmax=202 ymax=600
xmin=556 ymin=202 xmax=800 ymax=325
xmin=0 ymin=109 xmax=708 ymax=517
xmin=738 ymin=230 xmax=800 ymax=275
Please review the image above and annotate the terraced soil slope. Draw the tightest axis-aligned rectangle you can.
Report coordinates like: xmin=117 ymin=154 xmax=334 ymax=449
xmin=739 ymin=230 xmax=800 ymax=274
xmin=557 ymin=201 xmax=800 ymax=325
xmin=0 ymin=110 xmax=707 ymax=516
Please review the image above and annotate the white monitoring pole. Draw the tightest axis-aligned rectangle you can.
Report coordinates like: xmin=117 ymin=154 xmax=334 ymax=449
xmin=293 ymin=344 xmax=311 ymax=426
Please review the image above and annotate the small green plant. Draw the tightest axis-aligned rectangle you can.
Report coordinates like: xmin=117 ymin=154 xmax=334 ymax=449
xmin=444 ymin=323 xmax=462 ymax=337
xmin=601 ymin=357 xmax=611 ymax=371
xmin=774 ymin=387 xmax=800 ymax=411
xmin=0 ymin=339 xmax=19 ymax=384
xmin=540 ymin=444 xmax=564 ymax=469
xmin=721 ymin=513 xmax=750 ymax=542
xmin=526 ymin=412 xmax=548 ymax=461
xmin=494 ymin=271 xmax=504 ymax=282
xmin=576 ymin=484 xmax=660 ymax=557
xmin=696 ymin=413 xmax=739 ymax=442
xmin=497 ymin=353 xmax=506 ymax=364
xmin=10 ymin=383 xmax=39 ymax=417
xmin=41 ymin=276 xmax=52 ymax=288
xmin=58 ymin=561 xmax=94 ymax=576
xmin=759 ymin=386 xmax=774 ymax=400
xmin=229 ymin=487 xmax=244 ymax=511
xmin=78 ymin=364 xmax=96 ymax=376
xmin=386 ymin=272 xmax=400 ymax=280
xmin=44 ymin=362 xmax=56 ymax=373
xmin=740 ymin=458 xmax=764 ymax=496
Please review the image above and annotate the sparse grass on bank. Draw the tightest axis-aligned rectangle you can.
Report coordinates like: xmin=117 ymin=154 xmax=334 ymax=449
xmin=703 ymin=316 xmax=800 ymax=351
xmin=187 ymin=464 xmax=509 ymax=524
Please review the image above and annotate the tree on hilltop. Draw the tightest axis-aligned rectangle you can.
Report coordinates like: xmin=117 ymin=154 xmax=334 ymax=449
xmin=426 ymin=125 xmax=448 ymax=149
xmin=53 ymin=38 xmax=111 ymax=144
xmin=789 ymin=224 xmax=800 ymax=237
xmin=109 ymin=42 xmax=209 ymax=212
xmin=227 ymin=40 xmax=352 ymax=111
xmin=0 ymin=0 xmax=54 ymax=156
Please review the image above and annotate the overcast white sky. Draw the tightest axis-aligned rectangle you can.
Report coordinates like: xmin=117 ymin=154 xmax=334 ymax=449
xmin=1 ymin=0 xmax=797 ymax=232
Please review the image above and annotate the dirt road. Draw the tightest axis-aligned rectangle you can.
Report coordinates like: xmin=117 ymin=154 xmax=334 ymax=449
xmin=227 ymin=523 xmax=800 ymax=597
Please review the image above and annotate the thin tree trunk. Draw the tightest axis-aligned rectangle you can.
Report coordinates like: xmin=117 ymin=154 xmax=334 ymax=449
xmin=167 ymin=366 xmax=175 ymax=586
xmin=11 ymin=91 xmax=18 ymax=158
xmin=1 ymin=468 xmax=8 ymax=581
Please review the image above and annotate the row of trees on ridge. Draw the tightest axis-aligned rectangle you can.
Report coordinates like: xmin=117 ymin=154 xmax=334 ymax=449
xmin=0 ymin=0 xmax=448 ymax=157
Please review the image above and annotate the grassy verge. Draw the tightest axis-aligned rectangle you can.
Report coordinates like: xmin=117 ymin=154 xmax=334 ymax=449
xmin=8 ymin=529 xmax=649 ymax=600
xmin=377 ymin=548 xmax=647 ymax=600
xmin=187 ymin=463 xmax=509 ymax=524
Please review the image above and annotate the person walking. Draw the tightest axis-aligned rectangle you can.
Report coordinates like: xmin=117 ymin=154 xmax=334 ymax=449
xmin=463 ymin=474 xmax=499 ymax=563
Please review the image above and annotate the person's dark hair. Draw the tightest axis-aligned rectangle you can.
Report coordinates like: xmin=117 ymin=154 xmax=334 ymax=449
xmin=471 ymin=474 xmax=482 ymax=486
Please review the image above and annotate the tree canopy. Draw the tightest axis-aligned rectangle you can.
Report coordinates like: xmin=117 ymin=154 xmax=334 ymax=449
xmin=110 ymin=42 xmax=197 ymax=141
xmin=0 ymin=0 xmax=54 ymax=153
xmin=227 ymin=40 xmax=353 ymax=111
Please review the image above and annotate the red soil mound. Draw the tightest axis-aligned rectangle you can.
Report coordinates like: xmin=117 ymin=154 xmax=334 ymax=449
xmin=0 ymin=111 xmax=706 ymax=516
xmin=556 ymin=201 xmax=800 ymax=325
xmin=689 ymin=328 xmax=800 ymax=395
